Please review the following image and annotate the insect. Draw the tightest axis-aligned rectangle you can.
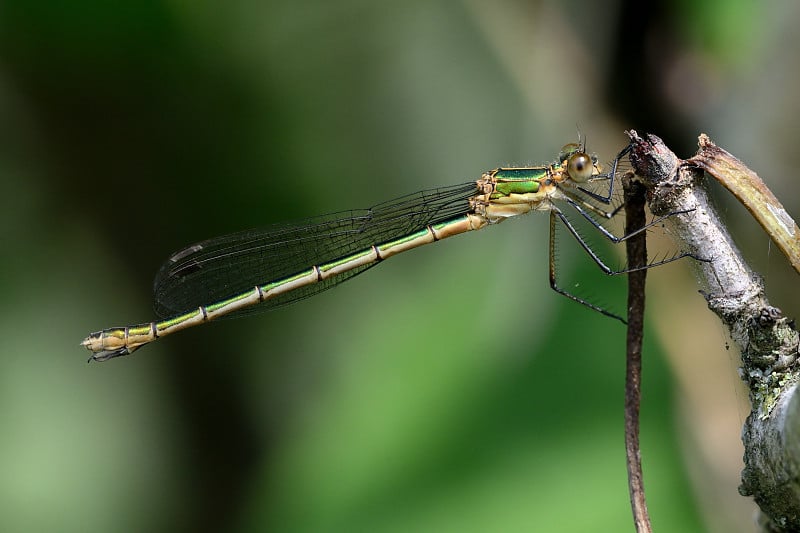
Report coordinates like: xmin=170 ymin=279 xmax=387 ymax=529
xmin=82 ymin=141 xmax=681 ymax=361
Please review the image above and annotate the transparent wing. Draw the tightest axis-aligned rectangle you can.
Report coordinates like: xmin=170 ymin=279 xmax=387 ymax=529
xmin=153 ymin=182 xmax=479 ymax=318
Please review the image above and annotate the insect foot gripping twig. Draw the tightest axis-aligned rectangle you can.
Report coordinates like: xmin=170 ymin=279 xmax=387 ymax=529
xmin=626 ymin=130 xmax=800 ymax=532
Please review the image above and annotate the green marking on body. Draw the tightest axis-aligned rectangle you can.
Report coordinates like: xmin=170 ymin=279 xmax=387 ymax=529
xmin=493 ymin=168 xmax=545 ymax=195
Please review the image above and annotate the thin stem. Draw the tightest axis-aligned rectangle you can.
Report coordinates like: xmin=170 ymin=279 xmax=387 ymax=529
xmin=622 ymin=171 xmax=652 ymax=533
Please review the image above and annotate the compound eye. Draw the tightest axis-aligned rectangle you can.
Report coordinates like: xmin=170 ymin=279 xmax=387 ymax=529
xmin=567 ymin=152 xmax=594 ymax=183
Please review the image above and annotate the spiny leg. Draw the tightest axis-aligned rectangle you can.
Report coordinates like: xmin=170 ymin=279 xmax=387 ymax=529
xmin=554 ymin=208 xmax=695 ymax=275
xmin=548 ymin=210 xmax=627 ymax=323
xmin=547 ymin=203 xmax=704 ymax=322
xmin=561 ymin=194 xmax=698 ymax=247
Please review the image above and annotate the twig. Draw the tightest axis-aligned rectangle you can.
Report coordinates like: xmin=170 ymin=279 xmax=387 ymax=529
xmin=626 ymin=130 xmax=800 ymax=531
xmin=622 ymin=171 xmax=653 ymax=533
xmin=690 ymin=136 xmax=800 ymax=275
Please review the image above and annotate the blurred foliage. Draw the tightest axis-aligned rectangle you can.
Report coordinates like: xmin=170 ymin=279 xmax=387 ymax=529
xmin=1 ymin=0 xmax=798 ymax=531
xmin=675 ymin=0 xmax=761 ymax=67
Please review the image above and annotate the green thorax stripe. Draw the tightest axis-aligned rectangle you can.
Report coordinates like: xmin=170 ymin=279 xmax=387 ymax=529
xmin=493 ymin=167 xmax=548 ymax=195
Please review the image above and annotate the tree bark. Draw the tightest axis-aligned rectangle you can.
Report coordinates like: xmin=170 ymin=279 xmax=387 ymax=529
xmin=626 ymin=131 xmax=800 ymax=531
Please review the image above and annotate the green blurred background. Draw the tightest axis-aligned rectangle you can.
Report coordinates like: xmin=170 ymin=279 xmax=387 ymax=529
xmin=1 ymin=0 xmax=797 ymax=531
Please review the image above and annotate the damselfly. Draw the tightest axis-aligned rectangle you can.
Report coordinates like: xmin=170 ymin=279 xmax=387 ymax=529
xmin=82 ymin=141 xmax=679 ymax=361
